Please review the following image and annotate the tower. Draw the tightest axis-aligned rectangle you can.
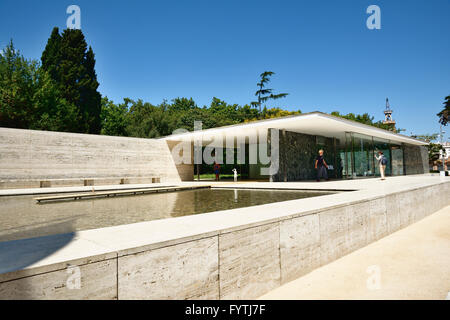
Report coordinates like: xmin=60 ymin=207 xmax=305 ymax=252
xmin=383 ymin=98 xmax=396 ymax=131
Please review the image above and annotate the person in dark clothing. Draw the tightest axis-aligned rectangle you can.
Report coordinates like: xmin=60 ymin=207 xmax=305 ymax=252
xmin=213 ymin=161 xmax=220 ymax=181
xmin=314 ymin=149 xmax=329 ymax=182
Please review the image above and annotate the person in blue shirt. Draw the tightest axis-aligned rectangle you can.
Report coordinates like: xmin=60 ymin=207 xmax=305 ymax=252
xmin=374 ymin=151 xmax=387 ymax=180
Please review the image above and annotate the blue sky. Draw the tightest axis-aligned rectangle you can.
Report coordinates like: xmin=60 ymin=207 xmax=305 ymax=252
xmin=1 ymin=0 xmax=449 ymax=139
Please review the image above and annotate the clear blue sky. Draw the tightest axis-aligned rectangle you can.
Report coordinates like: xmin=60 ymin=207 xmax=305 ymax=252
xmin=1 ymin=0 xmax=449 ymax=139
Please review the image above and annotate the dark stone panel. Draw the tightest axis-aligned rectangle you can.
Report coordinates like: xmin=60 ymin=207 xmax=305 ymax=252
xmin=420 ymin=146 xmax=429 ymax=173
xmin=403 ymin=145 xmax=428 ymax=175
xmin=269 ymin=129 xmax=342 ymax=181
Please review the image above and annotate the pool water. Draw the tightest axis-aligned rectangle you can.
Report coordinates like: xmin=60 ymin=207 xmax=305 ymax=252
xmin=0 ymin=188 xmax=333 ymax=242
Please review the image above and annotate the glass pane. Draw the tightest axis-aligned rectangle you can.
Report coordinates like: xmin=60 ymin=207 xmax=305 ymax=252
xmin=353 ymin=133 xmax=374 ymax=177
xmin=391 ymin=145 xmax=404 ymax=175
xmin=342 ymin=132 xmax=353 ymax=178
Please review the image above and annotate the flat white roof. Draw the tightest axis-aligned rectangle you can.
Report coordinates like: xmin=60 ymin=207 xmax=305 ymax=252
xmin=162 ymin=112 xmax=428 ymax=146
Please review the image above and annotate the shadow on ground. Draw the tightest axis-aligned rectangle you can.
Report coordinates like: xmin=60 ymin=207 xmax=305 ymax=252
xmin=0 ymin=219 xmax=77 ymax=299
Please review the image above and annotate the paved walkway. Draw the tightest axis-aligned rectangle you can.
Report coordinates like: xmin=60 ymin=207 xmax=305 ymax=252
xmin=259 ymin=205 xmax=450 ymax=300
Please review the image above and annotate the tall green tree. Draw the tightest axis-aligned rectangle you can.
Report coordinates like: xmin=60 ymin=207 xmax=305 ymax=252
xmin=41 ymin=28 xmax=102 ymax=133
xmin=80 ymin=46 xmax=102 ymax=133
xmin=251 ymin=71 xmax=288 ymax=115
xmin=41 ymin=27 xmax=62 ymax=82
xmin=437 ymin=95 xmax=450 ymax=126
xmin=0 ymin=40 xmax=38 ymax=128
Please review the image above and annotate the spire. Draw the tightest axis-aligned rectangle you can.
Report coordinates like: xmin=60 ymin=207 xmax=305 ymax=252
xmin=383 ymin=97 xmax=396 ymax=129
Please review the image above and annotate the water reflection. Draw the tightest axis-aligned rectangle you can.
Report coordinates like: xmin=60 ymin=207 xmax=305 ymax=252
xmin=0 ymin=188 xmax=332 ymax=242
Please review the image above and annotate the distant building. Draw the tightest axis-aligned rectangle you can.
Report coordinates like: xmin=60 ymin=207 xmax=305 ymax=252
xmin=383 ymin=98 xmax=396 ymax=132
xmin=443 ymin=142 xmax=450 ymax=156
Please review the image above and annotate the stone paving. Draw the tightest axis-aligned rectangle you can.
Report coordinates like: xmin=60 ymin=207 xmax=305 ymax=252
xmin=259 ymin=204 xmax=450 ymax=300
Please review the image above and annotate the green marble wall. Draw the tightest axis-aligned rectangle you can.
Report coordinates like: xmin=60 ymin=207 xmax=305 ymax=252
xmin=269 ymin=129 xmax=342 ymax=181
xmin=403 ymin=145 xmax=429 ymax=175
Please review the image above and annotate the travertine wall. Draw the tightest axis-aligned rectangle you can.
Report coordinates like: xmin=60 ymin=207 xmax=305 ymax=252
xmin=1 ymin=180 xmax=448 ymax=300
xmin=165 ymin=140 xmax=194 ymax=181
xmin=0 ymin=127 xmax=182 ymax=186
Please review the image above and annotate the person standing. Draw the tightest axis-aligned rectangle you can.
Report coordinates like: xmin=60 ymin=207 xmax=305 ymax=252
xmin=374 ymin=151 xmax=387 ymax=180
xmin=315 ymin=149 xmax=329 ymax=182
xmin=213 ymin=161 xmax=221 ymax=181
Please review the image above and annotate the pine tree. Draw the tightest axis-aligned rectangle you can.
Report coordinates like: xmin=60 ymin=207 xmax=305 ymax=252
xmin=250 ymin=71 xmax=288 ymax=117
xmin=41 ymin=27 xmax=62 ymax=82
xmin=41 ymin=28 xmax=102 ymax=133
xmin=437 ymin=95 xmax=450 ymax=126
xmin=81 ymin=46 xmax=102 ymax=133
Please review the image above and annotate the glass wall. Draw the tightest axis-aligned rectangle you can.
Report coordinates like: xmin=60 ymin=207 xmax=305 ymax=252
xmin=340 ymin=132 xmax=353 ymax=178
xmin=353 ymin=133 xmax=375 ymax=177
xmin=338 ymin=132 xmax=405 ymax=179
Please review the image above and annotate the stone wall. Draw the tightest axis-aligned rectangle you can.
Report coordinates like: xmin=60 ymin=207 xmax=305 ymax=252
xmin=270 ymin=129 xmax=342 ymax=181
xmin=403 ymin=145 xmax=429 ymax=175
xmin=0 ymin=127 xmax=182 ymax=187
xmin=165 ymin=140 xmax=194 ymax=181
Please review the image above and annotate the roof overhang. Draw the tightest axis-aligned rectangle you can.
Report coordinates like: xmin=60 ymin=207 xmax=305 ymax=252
xmin=162 ymin=112 xmax=428 ymax=146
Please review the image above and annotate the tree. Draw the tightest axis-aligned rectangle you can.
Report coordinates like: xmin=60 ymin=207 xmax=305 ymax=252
xmin=169 ymin=97 xmax=197 ymax=112
xmin=31 ymin=68 xmax=79 ymax=132
xmin=100 ymin=97 xmax=128 ymax=136
xmin=251 ymin=71 xmax=288 ymax=116
xmin=41 ymin=28 xmax=102 ymax=134
xmin=0 ymin=40 xmax=37 ymax=128
xmin=428 ymin=143 xmax=444 ymax=162
xmin=437 ymin=95 xmax=450 ymax=126
xmin=410 ymin=133 xmax=442 ymax=161
xmin=410 ymin=133 xmax=438 ymax=142
xmin=41 ymin=27 xmax=62 ymax=82
xmin=80 ymin=46 xmax=102 ymax=133
xmin=331 ymin=111 xmax=405 ymax=133
xmin=125 ymin=99 xmax=177 ymax=138
xmin=0 ymin=39 xmax=79 ymax=131
xmin=261 ymin=107 xmax=301 ymax=119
